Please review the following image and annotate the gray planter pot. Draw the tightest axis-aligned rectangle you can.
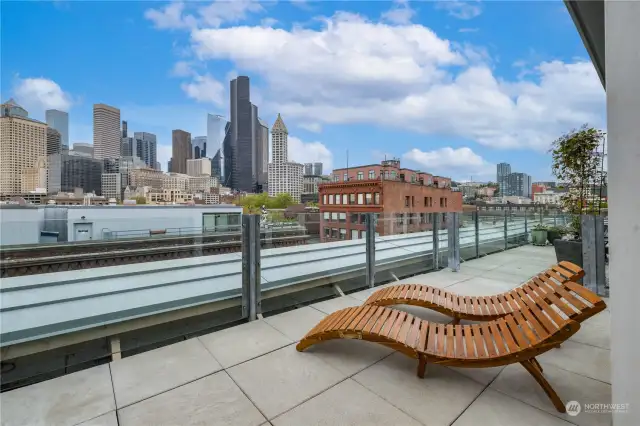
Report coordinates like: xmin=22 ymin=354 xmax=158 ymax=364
xmin=553 ymin=239 xmax=583 ymax=269
xmin=531 ymin=230 xmax=547 ymax=246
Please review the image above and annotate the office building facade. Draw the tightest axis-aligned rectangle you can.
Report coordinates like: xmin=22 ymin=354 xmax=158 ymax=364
xmin=192 ymin=136 xmax=207 ymax=159
xmin=133 ymin=132 xmax=157 ymax=169
xmin=1 ymin=99 xmax=47 ymax=195
xmin=507 ymin=172 xmax=532 ymax=198
xmin=46 ymin=127 xmax=62 ymax=155
xmin=101 ymin=173 xmax=122 ymax=201
xmin=207 ymin=114 xmax=227 ymax=178
xmin=187 ymin=158 xmax=212 ymax=177
xmin=171 ymin=129 xmax=191 ymax=174
xmin=313 ymin=162 xmax=323 ymax=176
xmin=256 ymin=116 xmax=269 ymax=193
xmin=73 ymin=143 xmax=94 ymax=158
xmin=211 ymin=149 xmax=222 ymax=180
xmin=93 ymin=104 xmax=121 ymax=160
xmin=304 ymin=163 xmax=313 ymax=175
xmin=45 ymin=109 xmax=69 ymax=148
xmin=267 ymin=114 xmax=303 ymax=202
xmin=496 ymin=162 xmax=511 ymax=196
xmin=48 ymin=153 xmax=103 ymax=195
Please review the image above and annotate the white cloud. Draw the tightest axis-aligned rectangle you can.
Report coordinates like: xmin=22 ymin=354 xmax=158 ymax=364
xmin=403 ymin=147 xmax=494 ymax=180
xmin=261 ymin=17 xmax=278 ymax=27
xmin=144 ymin=1 xmax=197 ymax=30
xmin=159 ymin=10 xmax=604 ymax=153
xmin=12 ymin=77 xmax=73 ymax=119
xmin=288 ymin=136 xmax=333 ymax=172
xmin=435 ymin=1 xmax=483 ymax=20
xmin=180 ymin=73 xmax=225 ymax=105
xmin=171 ymin=60 xmax=195 ymax=77
xmin=145 ymin=0 xmax=264 ymax=30
xmin=381 ymin=0 xmax=415 ymax=25
xmin=157 ymin=144 xmax=172 ymax=172
xmin=298 ymin=122 xmax=323 ymax=133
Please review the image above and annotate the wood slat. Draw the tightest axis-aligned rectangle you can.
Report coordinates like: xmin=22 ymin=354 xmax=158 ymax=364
xmin=386 ymin=311 xmax=407 ymax=339
xmin=418 ymin=320 xmax=429 ymax=351
xmin=421 ymin=286 xmax=434 ymax=304
xmin=354 ymin=305 xmax=380 ymax=331
xmin=471 ymin=324 xmax=486 ymax=358
xmin=444 ymin=324 xmax=454 ymax=358
xmin=397 ymin=315 xmax=414 ymax=344
xmin=346 ymin=306 xmax=372 ymax=331
xmin=370 ymin=308 xmax=393 ymax=334
xmin=512 ymin=311 xmax=538 ymax=345
xmin=405 ymin=318 xmax=421 ymax=348
xmin=463 ymin=325 xmax=476 ymax=358
xmin=564 ymin=281 xmax=601 ymax=306
xmin=324 ymin=308 xmax=356 ymax=331
xmin=426 ymin=322 xmax=437 ymax=353
xmin=377 ymin=309 xmax=399 ymax=335
xmin=520 ymin=307 xmax=550 ymax=340
xmin=480 ymin=323 xmax=497 ymax=357
xmin=515 ymin=289 xmax=557 ymax=334
xmin=504 ymin=314 xmax=529 ymax=348
xmin=487 ymin=322 xmax=506 ymax=356
xmin=550 ymin=283 xmax=589 ymax=311
xmin=496 ymin=318 xmax=518 ymax=353
xmin=363 ymin=306 xmax=386 ymax=333
xmin=436 ymin=324 xmax=446 ymax=355
xmin=454 ymin=324 xmax=465 ymax=358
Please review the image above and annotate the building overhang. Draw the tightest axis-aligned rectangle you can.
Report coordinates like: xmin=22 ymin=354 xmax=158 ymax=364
xmin=564 ymin=0 xmax=605 ymax=89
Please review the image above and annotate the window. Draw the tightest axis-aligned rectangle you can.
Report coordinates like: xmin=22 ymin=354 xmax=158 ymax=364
xmin=411 ymin=175 xmax=416 ymax=183
xmin=323 ymin=194 xmax=327 ymax=205
xmin=411 ymin=196 xmax=415 ymax=207
xmin=440 ymin=197 xmax=445 ymax=207
xmin=351 ymin=229 xmax=359 ymax=239
xmin=350 ymin=213 xmax=359 ymax=224
xmin=424 ymin=197 xmax=428 ymax=207
xmin=384 ymin=170 xmax=389 ymax=178
xmin=358 ymin=193 xmax=364 ymax=204
xmin=342 ymin=194 xmax=348 ymax=205
xmin=343 ymin=173 xmax=348 ymax=181
xmin=332 ymin=228 xmax=339 ymax=239
xmin=365 ymin=193 xmax=372 ymax=205
xmin=368 ymin=170 xmax=375 ymax=179
xmin=359 ymin=213 xmax=367 ymax=224
xmin=357 ymin=172 xmax=364 ymax=180
xmin=331 ymin=212 xmax=338 ymax=221
xmin=334 ymin=175 xmax=339 ymax=182
xmin=324 ymin=227 xmax=330 ymax=238
xmin=405 ymin=196 xmax=410 ymax=207
xmin=328 ymin=194 xmax=334 ymax=204
xmin=391 ymin=171 xmax=396 ymax=179
xmin=374 ymin=192 xmax=380 ymax=204
xmin=339 ymin=229 xmax=347 ymax=240
xmin=323 ymin=212 xmax=330 ymax=220
xmin=339 ymin=213 xmax=346 ymax=223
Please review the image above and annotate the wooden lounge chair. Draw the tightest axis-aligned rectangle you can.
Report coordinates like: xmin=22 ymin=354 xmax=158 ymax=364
xmin=363 ymin=261 xmax=605 ymax=324
xmin=297 ymin=295 xmax=588 ymax=413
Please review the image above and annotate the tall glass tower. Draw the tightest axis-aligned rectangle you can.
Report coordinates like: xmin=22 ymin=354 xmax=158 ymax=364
xmin=207 ymin=114 xmax=227 ymax=181
xmin=46 ymin=109 xmax=69 ymax=148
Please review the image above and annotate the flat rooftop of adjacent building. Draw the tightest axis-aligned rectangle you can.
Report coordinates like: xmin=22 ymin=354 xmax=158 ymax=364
xmin=0 ymin=246 xmax=612 ymax=426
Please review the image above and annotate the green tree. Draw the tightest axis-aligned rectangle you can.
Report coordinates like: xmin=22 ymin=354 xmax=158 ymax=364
xmin=273 ymin=193 xmax=294 ymax=208
xmin=134 ymin=196 xmax=147 ymax=205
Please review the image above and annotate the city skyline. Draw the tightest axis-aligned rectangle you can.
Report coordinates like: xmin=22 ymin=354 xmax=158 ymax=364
xmin=1 ymin=1 xmax=606 ymax=181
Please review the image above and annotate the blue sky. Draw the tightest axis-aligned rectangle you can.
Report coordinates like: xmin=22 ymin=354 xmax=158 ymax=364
xmin=1 ymin=0 xmax=605 ymax=180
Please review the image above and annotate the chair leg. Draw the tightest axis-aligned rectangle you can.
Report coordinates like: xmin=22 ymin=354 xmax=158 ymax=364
xmin=417 ymin=355 xmax=427 ymax=378
xmin=531 ymin=358 xmax=543 ymax=373
xmin=521 ymin=359 xmax=565 ymax=413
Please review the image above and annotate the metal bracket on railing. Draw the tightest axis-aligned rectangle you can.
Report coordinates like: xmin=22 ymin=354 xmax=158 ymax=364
xmin=432 ymin=213 xmax=440 ymax=270
xmin=447 ymin=212 xmax=460 ymax=272
xmin=365 ymin=213 xmax=376 ymax=288
xmin=581 ymin=215 xmax=607 ymax=296
xmin=241 ymin=215 xmax=261 ymax=321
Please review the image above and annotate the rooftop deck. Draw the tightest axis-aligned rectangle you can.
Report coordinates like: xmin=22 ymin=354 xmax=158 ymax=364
xmin=0 ymin=246 xmax=611 ymax=426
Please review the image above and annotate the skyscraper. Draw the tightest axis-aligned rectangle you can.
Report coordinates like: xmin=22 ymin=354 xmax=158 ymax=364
xmin=192 ymin=136 xmax=207 ymax=159
xmin=1 ymin=99 xmax=47 ymax=195
xmin=256 ymin=115 xmax=269 ymax=193
xmin=207 ymin=114 xmax=227 ymax=172
xmin=133 ymin=132 xmax=157 ymax=169
xmin=171 ymin=129 xmax=191 ymax=174
xmin=46 ymin=127 xmax=62 ymax=155
xmin=313 ymin=162 xmax=323 ymax=176
xmin=122 ymin=120 xmax=128 ymax=138
xmin=497 ymin=162 xmax=511 ymax=196
xmin=93 ymin=104 xmax=121 ymax=160
xmin=227 ymin=76 xmax=259 ymax=192
xmin=268 ymin=114 xmax=303 ymax=202
xmin=45 ymin=109 xmax=69 ymax=148
xmin=211 ymin=149 xmax=222 ymax=180
xmin=304 ymin=163 xmax=313 ymax=175
xmin=507 ymin=172 xmax=533 ymax=198
xmin=72 ymin=143 xmax=94 ymax=157
xmin=48 ymin=152 xmax=103 ymax=195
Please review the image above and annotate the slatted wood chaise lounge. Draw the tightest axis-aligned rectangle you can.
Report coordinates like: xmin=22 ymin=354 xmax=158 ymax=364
xmin=297 ymin=295 xmax=592 ymax=413
xmin=363 ymin=261 xmax=606 ymax=324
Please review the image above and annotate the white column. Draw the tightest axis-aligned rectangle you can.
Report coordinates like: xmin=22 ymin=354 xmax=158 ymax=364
xmin=605 ymin=1 xmax=640 ymax=424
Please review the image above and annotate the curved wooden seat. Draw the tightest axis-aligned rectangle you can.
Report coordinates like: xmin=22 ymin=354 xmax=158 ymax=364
xmin=297 ymin=295 xmax=584 ymax=413
xmin=363 ymin=261 xmax=605 ymax=324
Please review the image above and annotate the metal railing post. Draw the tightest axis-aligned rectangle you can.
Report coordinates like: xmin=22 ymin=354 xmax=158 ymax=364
xmin=474 ymin=210 xmax=480 ymax=258
xmin=582 ymin=215 xmax=607 ymax=296
xmin=432 ymin=213 xmax=440 ymax=270
xmin=524 ymin=211 xmax=529 ymax=244
xmin=447 ymin=212 xmax=460 ymax=272
xmin=365 ymin=213 xmax=376 ymax=288
xmin=503 ymin=210 xmax=508 ymax=250
xmin=242 ymin=215 xmax=261 ymax=321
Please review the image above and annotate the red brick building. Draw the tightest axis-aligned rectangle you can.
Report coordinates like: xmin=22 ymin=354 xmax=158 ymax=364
xmin=319 ymin=160 xmax=462 ymax=241
xmin=531 ymin=183 xmax=546 ymax=195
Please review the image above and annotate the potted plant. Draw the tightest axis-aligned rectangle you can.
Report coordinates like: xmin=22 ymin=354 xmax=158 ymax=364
xmin=546 ymin=226 xmax=567 ymax=245
xmin=531 ymin=223 xmax=548 ymax=246
xmin=549 ymin=125 xmax=605 ymax=267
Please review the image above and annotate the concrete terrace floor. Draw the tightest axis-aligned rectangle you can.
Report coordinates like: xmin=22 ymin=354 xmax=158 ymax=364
xmin=0 ymin=246 xmax=612 ymax=426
